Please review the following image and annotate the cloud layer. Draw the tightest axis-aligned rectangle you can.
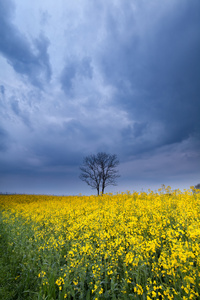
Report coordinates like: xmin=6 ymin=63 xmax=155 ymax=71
xmin=0 ymin=0 xmax=200 ymax=194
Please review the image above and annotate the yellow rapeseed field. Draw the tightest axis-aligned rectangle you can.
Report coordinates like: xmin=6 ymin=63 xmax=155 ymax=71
xmin=0 ymin=187 xmax=200 ymax=299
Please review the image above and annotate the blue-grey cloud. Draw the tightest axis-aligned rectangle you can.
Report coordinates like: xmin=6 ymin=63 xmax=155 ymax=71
xmin=98 ymin=0 xmax=200 ymax=154
xmin=9 ymin=95 xmax=31 ymax=127
xmin=0 ymin=85 xmax=5 ymax=96
xmin=0 ymin=125 xmax=8 ymax=152
xmin=0 ymin=0 xmax=199 ymax=195
xmin=0 ymin=0 xmax=51 ymax=88
xmin=60 ymin=56 xmax=93 ymax=95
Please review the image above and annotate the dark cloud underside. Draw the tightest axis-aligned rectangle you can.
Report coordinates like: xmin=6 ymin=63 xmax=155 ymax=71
xmin=0 ymin=0 xmax=199 ymax=194
xmin=0 ymin=0 xmax=51 ymax=88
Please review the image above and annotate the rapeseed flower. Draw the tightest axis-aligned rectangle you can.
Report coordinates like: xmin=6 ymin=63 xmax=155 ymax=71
xmin=0 ymin=187 xmax=199 ymax=299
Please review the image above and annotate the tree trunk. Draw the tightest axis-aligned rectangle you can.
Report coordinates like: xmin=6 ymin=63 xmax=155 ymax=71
xmin=102 ymin=185 xmax=105 ymax=195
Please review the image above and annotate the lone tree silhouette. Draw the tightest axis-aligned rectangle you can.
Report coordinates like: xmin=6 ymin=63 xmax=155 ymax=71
xmin=194 ymin=183 xmax=200 ymax=189
xmin=79 ymin=152 xmax=120 ymax=195
xmin=194 ymin=183 xmax=200 ymax=193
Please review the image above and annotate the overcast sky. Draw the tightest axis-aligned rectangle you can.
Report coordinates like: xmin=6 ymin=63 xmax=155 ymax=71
xmin=0 ymin=0 xmax=200 ymax=195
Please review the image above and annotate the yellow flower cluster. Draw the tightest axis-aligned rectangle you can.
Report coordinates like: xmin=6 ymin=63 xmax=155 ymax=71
xmin=0 ymin=186 xmax=200 ymax=299
xmin=56 ymin=277 xmax=65 ymax=290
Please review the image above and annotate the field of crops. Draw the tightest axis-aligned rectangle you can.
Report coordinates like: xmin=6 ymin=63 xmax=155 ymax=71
xmin=0 ymin=187 xmax=200 ymax=299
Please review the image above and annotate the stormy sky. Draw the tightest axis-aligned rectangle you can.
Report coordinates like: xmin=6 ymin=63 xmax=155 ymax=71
xmin=0 ymin=0 xmax=200 ymax=195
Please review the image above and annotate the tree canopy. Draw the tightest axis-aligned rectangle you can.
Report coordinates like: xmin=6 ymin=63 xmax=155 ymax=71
xmin=79 ymin=152 xmax=120 ymax=195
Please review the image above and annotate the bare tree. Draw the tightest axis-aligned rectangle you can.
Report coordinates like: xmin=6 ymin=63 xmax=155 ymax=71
xmin=79 ymin=154 xmax=102 ymax=195
xmin=79 ymin=152 xmax=120 ymax=195
xmin=97 ymin=152 xmax=120 ymax=194
xmin=194 ymin=183 xmax=200 ymax=193
xmin=194 ymin=183 xmax=200 ymax=190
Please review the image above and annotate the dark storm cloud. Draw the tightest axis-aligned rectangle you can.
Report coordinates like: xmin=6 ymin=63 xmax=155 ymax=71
xmin=30 ymin=118 xmax=104 ymax=169
xmin=0 ymin=85 xmax=5 ymax=96
xmin=9 ymin=96 xmax=31 ymax=127
xmin=99 ymin=0 xmax=200 ymax=155
xmin=0 ymin=125 xmax=9 ymax=152
xmin=133 ymin=122 xmax=148 ymax=139
xmin=0 ymin=0 xmax=199 ymax=195
xmin=33 ymin=143 xmax=81 ymax=168
xmin=0 ymin=0 xmax=51 ymax=88
xmin=60 ymin=56 xmax=93 ymax=95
